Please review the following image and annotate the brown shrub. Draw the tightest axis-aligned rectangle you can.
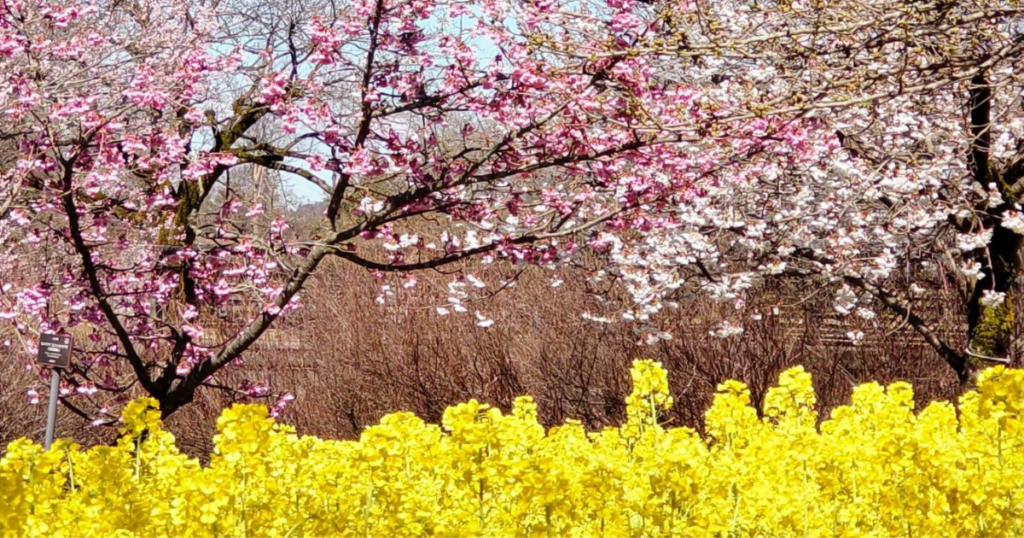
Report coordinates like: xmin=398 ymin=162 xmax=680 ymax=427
xmin=0 ymin=257 xmax=1002 ymax=457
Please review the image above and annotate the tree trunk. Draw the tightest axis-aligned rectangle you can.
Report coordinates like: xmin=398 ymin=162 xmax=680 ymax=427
xmin=962 ymin=74 xmax=1022 ymax=387
xmin=965 ymin=222 xmax=1023 ymax=381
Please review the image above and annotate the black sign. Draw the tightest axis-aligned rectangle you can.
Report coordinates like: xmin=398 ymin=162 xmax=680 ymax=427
xmin=36 ymin=333 xmax=72 ymax=369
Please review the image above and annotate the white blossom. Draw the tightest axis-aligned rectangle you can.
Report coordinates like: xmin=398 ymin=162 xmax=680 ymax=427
xmin=960 ymin=261 xmax=986 ymax=280
xmin=856 ymin=307 xmax=876 ymax=320
xmin=762 ymin=260 xmax=787 ymax=275
xmin=957 ymin=229 xmax=993 ymax=252
xmin=709 ymin=320 xmax=744 ymax=338
xmin=582 ymin=312 xmax=613 ymax=324
xmin=357 ymin=196 xmax=385 ymax=215
xmin=980 ymin=290 xmax=1007 ymax=309
xmin=1002 ymin=211 xmax=1024 ymax=234
xmin=834 ymin=285 xmax=858 ymax=316
xmin=475 ymin=311 xmax=495 ymax=328
xmin=987 ymin=183 xmax=1006 ymax=208
xmin=642 ymin=328 xmax=673 ymax=344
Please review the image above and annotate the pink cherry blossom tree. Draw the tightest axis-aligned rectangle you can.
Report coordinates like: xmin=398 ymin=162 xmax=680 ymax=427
xmin=0 ymin=0 xmax=1019 ymax=422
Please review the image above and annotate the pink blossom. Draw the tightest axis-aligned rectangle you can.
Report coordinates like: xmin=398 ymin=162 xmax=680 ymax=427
xmin=0 ymin=0 xmax=1010 ymax=420
xmin=259 ymin=73 xmax=290 ymax=104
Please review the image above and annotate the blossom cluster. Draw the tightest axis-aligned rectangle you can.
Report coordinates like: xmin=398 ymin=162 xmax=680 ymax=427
xmin=3 ymin=361 xmax=1024 ymax=537
xmin=0 ymin=0 xmax=832 ymax=414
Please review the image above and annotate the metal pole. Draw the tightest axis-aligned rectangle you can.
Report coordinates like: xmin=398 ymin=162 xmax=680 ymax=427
xmin=44 ymin=369 xmax=59 ymax=450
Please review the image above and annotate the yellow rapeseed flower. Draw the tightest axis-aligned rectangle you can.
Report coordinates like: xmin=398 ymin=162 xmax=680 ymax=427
xmin=2 ymin=361 xmax=1024 ymax=537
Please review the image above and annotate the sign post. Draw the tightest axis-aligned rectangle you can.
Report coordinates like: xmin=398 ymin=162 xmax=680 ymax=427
xmin=36 ymin=333 xmax=72 ymax=450
xmin=44 ymin=368 xmax=60 ymax=450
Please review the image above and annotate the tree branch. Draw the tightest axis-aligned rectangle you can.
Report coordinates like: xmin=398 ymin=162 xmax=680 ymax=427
xmin=968 ymin=73 xmax=993 ymax=187
xmin=60 ymin=159 xmax=159 ymax=396
xmin=325 ymin=0 xmax=385 ymax=228
xmin=842 ymin=274 xmax=968 ymax=380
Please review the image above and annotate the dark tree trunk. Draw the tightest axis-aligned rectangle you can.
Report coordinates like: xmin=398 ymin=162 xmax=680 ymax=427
xmin=963 ymin=73 xmax=1024 ymax=385
xmin=965 ymin=224 xmax=1022 ymax=366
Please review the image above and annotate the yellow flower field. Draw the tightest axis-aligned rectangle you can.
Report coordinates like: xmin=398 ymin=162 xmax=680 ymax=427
xmin=2 ymin=361 xmax=1024 ymax=537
